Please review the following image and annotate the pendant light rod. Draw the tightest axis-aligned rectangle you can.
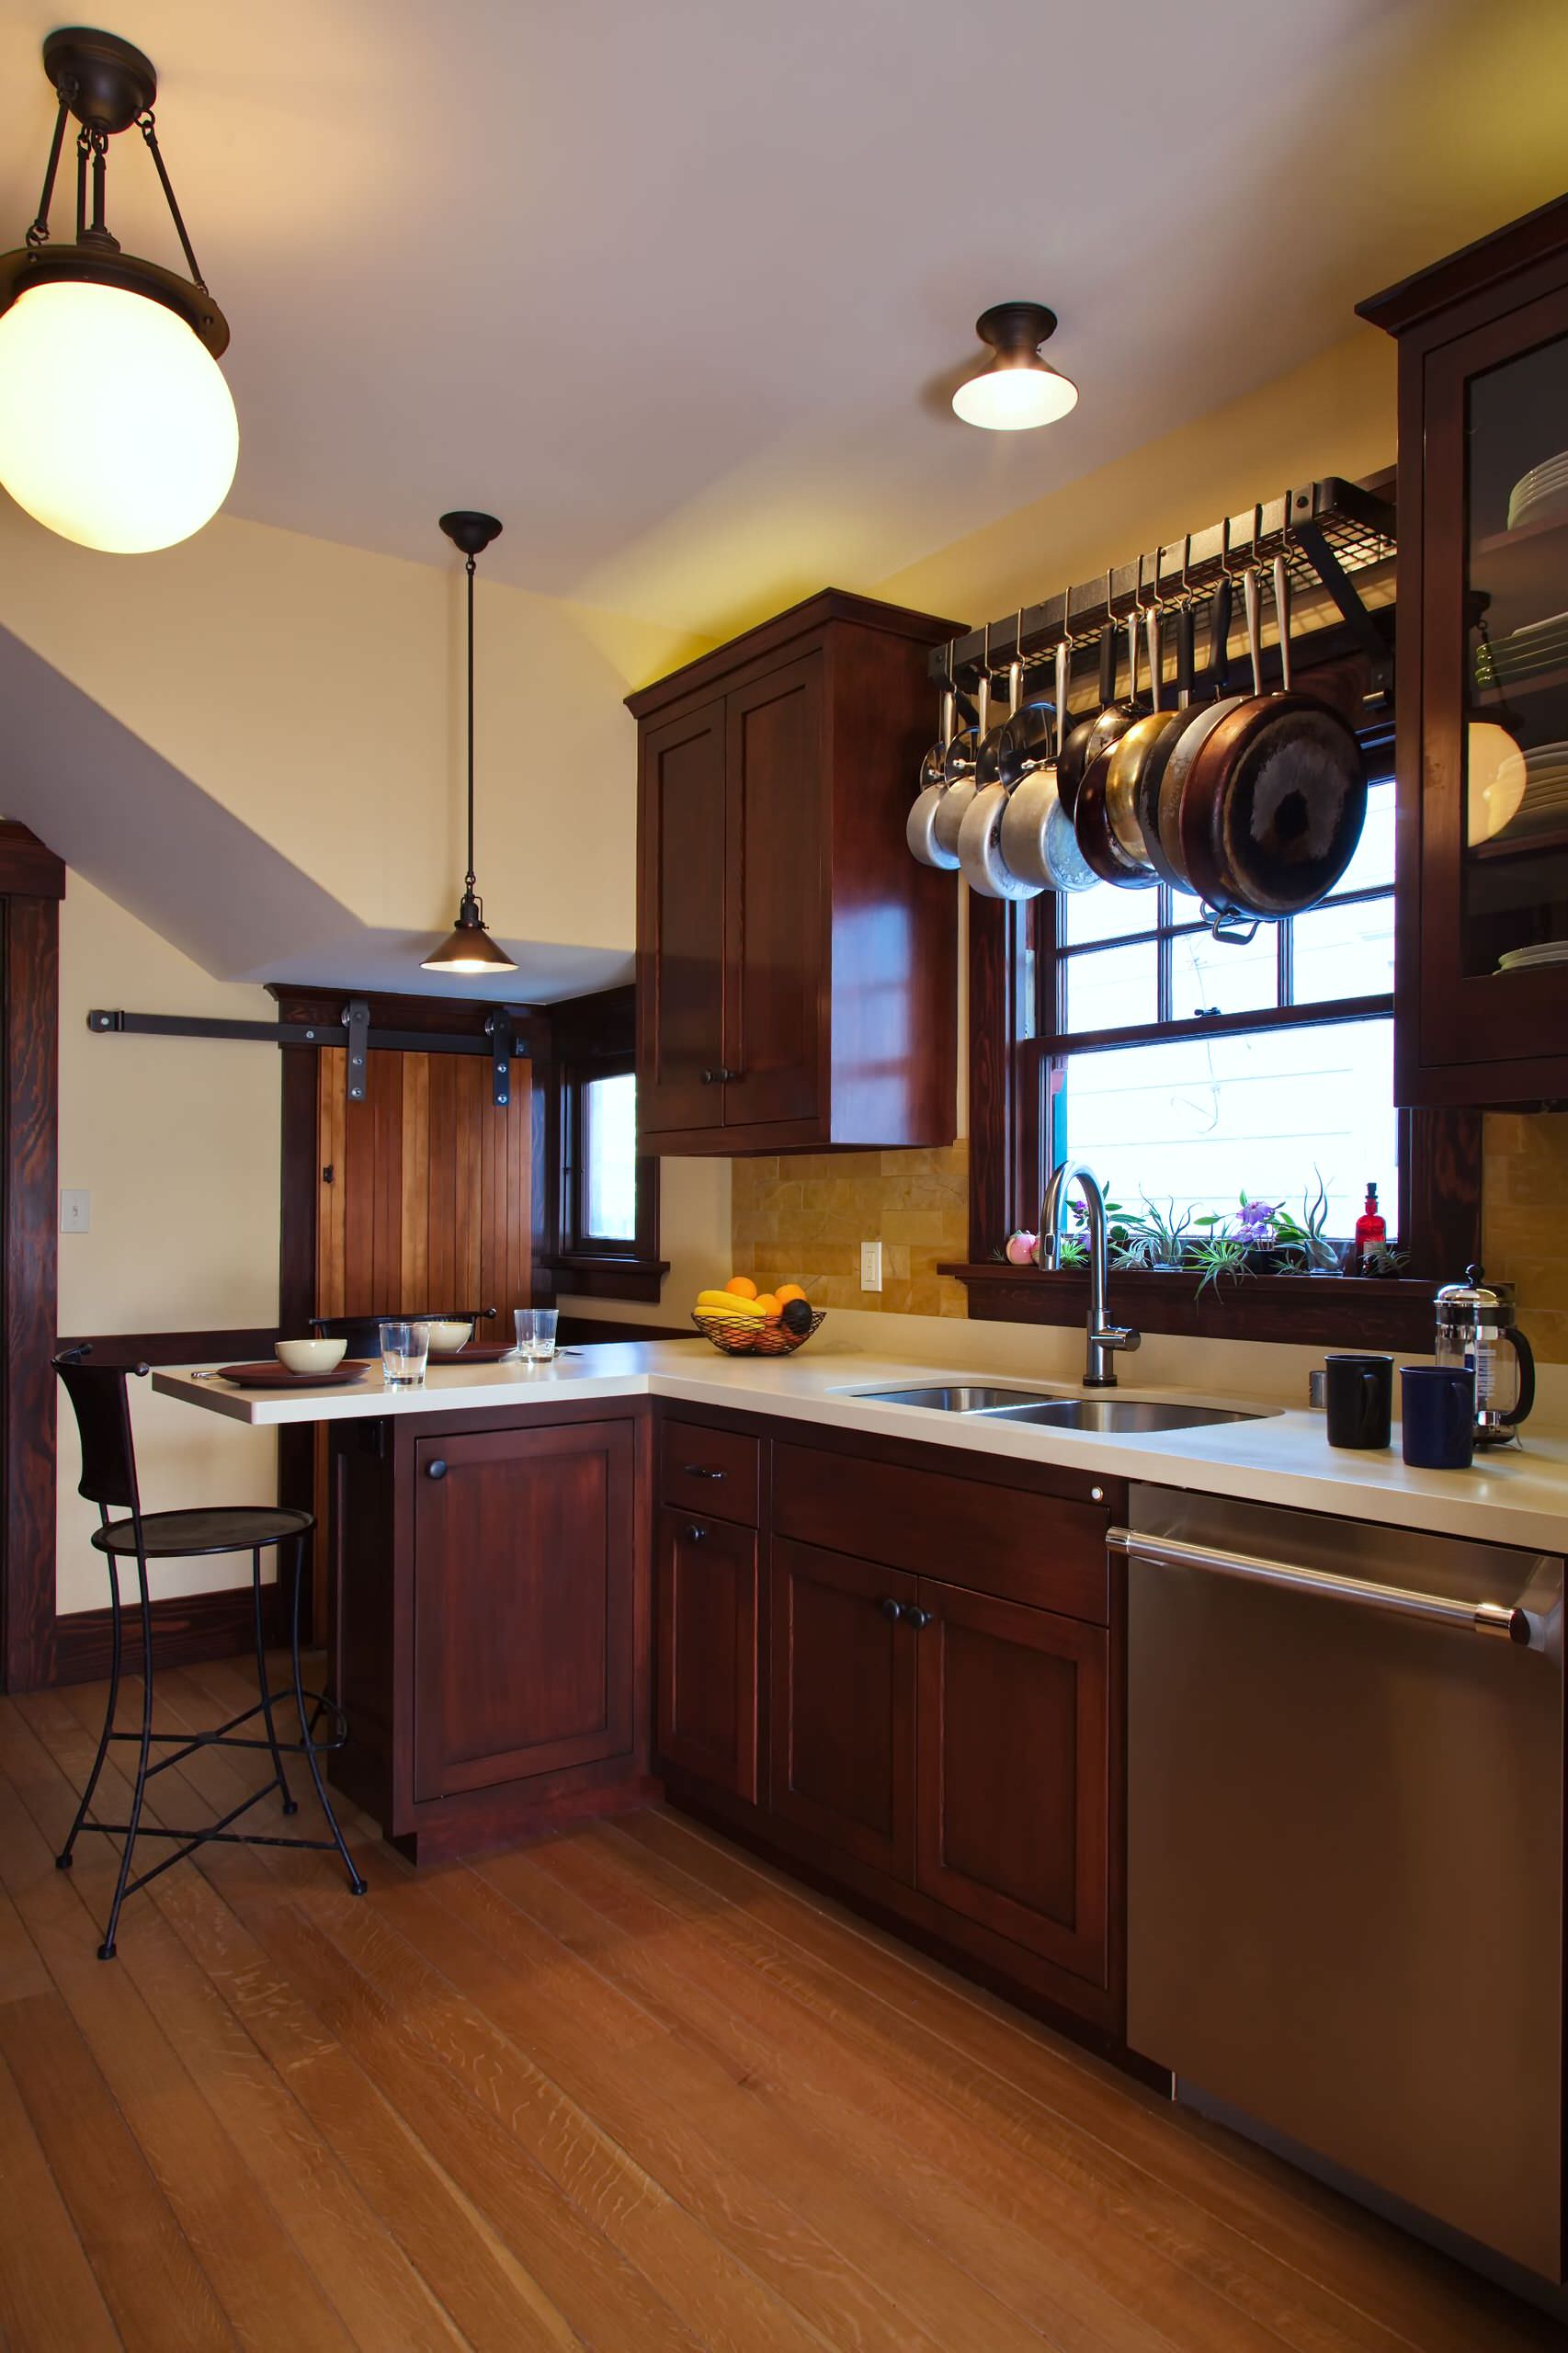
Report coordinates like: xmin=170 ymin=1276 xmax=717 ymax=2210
xmin=423 ymin=511 xmax=514 ymax=974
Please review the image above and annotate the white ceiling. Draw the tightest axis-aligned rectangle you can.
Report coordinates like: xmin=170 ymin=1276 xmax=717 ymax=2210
xmin=1 ymin=0 xmax=1564 ymax=638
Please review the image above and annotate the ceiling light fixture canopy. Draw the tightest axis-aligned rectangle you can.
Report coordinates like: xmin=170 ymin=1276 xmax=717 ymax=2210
xmin=423 ymin=510 xmax=517 ymax=975
xmin=0 ymin=27 xmax=237 ymax=552
xmin=951 ymin=301 xmax=1078 ymax=432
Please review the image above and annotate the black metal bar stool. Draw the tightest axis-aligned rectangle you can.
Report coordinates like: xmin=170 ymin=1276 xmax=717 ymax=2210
xmin=52 ymin=1346 xmax=366 ymax=1959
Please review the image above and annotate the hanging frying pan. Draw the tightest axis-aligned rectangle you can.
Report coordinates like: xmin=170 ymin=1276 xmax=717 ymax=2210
xmin=1074 ymin=604 xmax=1161 ymax=888
xmin=997 ymin=636 xmax=1096 ymax=892
xmin=907 ymin=652 xmax=960 ymax=870
xmin=1155 ymin=568 xmax=1244 ymax=890
xmin=959 ymin=638 xmax=1045 ymax=900
xmin=1177 ymin=555 xmax=1366 ymax=920
xmin=1100 ymin=595 xmax=1185 ymax=881
xmin=932 ymin=631 xmax=991 ymax=863
xmin=1056 ymin=582 xmax=1143 ymax=813
xmin=1131 ymin=591 xmax=1201 ymax=893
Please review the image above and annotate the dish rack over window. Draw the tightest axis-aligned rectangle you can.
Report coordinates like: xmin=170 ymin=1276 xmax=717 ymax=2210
xmin=930 ymin=476 xmax=1396 ymax=710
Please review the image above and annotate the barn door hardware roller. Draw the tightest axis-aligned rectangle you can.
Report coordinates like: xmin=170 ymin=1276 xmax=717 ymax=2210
xmin=87 ymin=1001 xmax=522 ymax=1108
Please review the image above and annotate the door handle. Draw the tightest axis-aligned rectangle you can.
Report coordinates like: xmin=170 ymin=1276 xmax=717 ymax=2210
xmin=878 ymin=1596 xmax=902 ymax=1622
xmin=426 ymin=1459 xmax=447 ymax=1481
xmin=1108 ymin=1528 xmax=1542 ymax=1647
xmin=902 ymin=1605 xmax=934 ymax=1631
xmin=682 ymin=1464 xmax=725 ymax=1480
xmin=700 ymin=1066 xmax=743 ymax=1085
xmin=686 ymin=1524 xmax=708 ymax=1542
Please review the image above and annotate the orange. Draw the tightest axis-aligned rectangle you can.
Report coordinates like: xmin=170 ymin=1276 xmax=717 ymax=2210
xmin=723 ymin=1275 xmax=758 ymax=1299
xmin=775 ymin=1283 xmax=807 ymax=1306
xmin=754 ymin=1294 xmax=782 ymax=1321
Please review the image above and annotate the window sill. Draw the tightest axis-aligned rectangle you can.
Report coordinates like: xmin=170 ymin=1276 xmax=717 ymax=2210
xmin=940 ymin=1263 xmax=1436 ymax=1350
xmin=543 ymin=1252 xmax=670 ymax=1305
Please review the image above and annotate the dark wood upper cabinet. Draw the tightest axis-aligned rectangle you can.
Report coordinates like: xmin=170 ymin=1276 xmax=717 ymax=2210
xmin=1360 ymin=196 xmax=1568 ymax=1106
xmin=629 ymin=588 xmax=964 ymax=1154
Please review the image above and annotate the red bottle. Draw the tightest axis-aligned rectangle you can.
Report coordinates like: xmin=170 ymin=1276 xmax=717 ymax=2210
xmin=1355 ymin=1182 xmax=1387 ymax=1275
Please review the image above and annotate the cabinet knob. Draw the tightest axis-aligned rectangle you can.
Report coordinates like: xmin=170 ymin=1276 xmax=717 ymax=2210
xmin=682 ymin=1464 xmax=724 ymax=1480
xmin=879 ymin=1596 xmax=903 ymax=1622
xmin=903 ymin=1605 xmax=934 ymax=1631
xmin=426 ymin=1459 xmax=448 ymax=1481
xmin=700 ymin=1068 xmax=718 ymax=1086
xmin=687 ymin=1523 xmax=708 ymax=1542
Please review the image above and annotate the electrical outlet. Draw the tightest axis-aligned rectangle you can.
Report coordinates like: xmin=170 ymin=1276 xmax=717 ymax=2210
xmin=859 ymin=1239 xmax=882 ymax=1292
xmin=60 ymin=1188 xmax=90 ymax=1234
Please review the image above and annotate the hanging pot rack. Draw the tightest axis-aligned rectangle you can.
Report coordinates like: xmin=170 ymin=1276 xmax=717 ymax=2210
xmin=929 ymin=475 xmax=1396 ymax=712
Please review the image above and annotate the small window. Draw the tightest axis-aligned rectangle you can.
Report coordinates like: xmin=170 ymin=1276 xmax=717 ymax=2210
xmin=581 ymin=1071 xmax=638 ymax=1242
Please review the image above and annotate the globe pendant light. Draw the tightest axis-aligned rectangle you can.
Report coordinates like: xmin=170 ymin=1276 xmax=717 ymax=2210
xmin=0 ymin=28 xmax=237 ymax=554
xmin=423 ymin=512 xmax=517 ymax=974
xmin=952 ymin=301 xmax=1078 ymax=432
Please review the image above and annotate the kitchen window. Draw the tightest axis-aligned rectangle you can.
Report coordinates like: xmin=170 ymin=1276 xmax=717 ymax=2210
xmin=547 ymin=986 xmax=667 ymax=1302
xmin=960 ymin=753 xmax=1482 ymax=1346
xmin=1049 ymin=774 xmax=1397 ymax=1238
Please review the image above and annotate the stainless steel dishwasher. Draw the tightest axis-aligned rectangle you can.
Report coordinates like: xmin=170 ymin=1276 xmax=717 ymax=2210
xmin=1119 ymin=1483 xmax=1563 ymax=2283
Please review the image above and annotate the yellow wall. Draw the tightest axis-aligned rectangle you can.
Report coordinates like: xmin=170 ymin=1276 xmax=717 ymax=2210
xmin=55 ymin=875 xmax=281 ymax=1612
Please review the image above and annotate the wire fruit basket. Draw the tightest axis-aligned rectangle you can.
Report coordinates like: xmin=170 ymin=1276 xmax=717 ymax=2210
xmin=690 ymin=1306 xmax=826 ymax=1357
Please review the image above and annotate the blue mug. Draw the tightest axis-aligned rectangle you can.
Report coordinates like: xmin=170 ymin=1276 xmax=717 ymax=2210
xmin=1400 ymin=1364 xmax=1475 ymax=1470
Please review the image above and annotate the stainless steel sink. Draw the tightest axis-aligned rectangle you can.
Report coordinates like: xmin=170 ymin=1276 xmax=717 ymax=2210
xmin=985 ymin=1398 xmax=1267 ymax=1433
xmin=856 ymin=1384 xmax=1056 ymax=1413
xmin=855 ymin=1385 xmax=1270 ymax=1433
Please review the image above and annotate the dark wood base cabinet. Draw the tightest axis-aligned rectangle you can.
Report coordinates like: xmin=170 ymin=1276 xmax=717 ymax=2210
xmin=331 ymin=1401 xmax=654 ymax=1862
xmin=326 ymin=1389 xmax=1128 ymax=2054
xmin=654 ymin=1406 xmax=1129 ymax=2050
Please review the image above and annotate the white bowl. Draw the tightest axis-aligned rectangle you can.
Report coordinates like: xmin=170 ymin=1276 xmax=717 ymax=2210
xmin=275 ymin=1336 xmax=347 ymax=1373
xmin=425 ymin=1319 xmax=474 ymax=1356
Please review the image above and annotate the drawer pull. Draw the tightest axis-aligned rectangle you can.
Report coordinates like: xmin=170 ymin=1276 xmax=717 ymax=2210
xmin=686 ymin=1523 xmax=708 ymax=1542
xmin=902 ymin=1605 xmax=934 ymax=1631
xmin=878 ymin=1596 xmax=902 ymax=1622
xmin=682 ymin=1464 xmax=725 ymax=1481
xmin=426 ymin=1459 xmax=448 ymax=1481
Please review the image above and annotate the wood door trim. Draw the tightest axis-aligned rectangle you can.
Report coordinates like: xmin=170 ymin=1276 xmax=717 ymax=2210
xmin=3 ymin=881 xmax=59 ymax=1692
xmin=914 ymin=1578 xmax=1109 ymax=1984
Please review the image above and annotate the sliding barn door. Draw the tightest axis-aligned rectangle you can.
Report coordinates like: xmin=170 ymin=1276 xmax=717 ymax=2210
xmin=314 ymin=1046 xmax=535 ymax=1320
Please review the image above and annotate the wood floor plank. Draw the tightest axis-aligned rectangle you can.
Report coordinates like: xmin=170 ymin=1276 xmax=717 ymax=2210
xmin=0 ymin=2051 xmax=120 ymax=2353
xmin=28 ymin=1678 xmax=587 ymax=2353
xmin=0 ymin=1747 xmax=360 ymax=2353
xmin=625 ymin=1808 xmax=1561 ymax=2353
xmin=96 ymin=1665 xmax=710 ymax=2353
xmin=0 ymin=1694 xmax=468 ymax=2353
xmin=5 ymin=1663 xmax=1558 ymax=2353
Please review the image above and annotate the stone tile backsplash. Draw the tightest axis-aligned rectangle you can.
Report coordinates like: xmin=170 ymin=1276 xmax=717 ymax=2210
xmin=730 ymin=1142 xmax=970 ymax=1316
xmin=1483 ymin=1111 xmax=1568 ymax=1365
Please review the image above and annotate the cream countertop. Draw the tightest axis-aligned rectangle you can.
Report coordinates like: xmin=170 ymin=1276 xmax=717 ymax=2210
xmin=153 ymin=1338 xmax=1568 ymax=1556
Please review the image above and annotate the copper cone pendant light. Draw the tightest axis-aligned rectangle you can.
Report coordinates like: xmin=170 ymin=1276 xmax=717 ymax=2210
xmin=423 ymin=510 xmax=517 ymax=973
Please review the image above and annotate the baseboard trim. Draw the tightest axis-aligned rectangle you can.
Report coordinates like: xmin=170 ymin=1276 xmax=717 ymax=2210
xmin=51 ymin=1584 xmax=285 ymax=1687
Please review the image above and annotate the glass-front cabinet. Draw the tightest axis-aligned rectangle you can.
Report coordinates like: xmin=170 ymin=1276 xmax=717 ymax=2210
xmin=1362 ymin=197 xmax=1568 ymax=1106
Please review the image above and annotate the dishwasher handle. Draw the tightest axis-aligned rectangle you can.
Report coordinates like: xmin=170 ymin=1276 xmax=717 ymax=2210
xmin=1108 ymin=1526 xmax=1543 ymax=1649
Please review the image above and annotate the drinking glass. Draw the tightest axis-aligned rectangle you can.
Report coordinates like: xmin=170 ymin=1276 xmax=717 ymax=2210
xmin=379 ymin=1318 xmax=431 ymax=1388
xmin=515 ymin=1307 xmax=559 ymax=1363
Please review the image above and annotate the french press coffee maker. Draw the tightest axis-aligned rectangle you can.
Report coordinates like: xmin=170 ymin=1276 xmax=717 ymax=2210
xmin=1433 ymin=1266 xmax=1536 ymax=1448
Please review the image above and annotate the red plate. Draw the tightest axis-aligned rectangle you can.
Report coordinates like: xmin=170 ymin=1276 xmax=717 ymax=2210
xmin=216 ymin=1360 xmax=375 ymax=1389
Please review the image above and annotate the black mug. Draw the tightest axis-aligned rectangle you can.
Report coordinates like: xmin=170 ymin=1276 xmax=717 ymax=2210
xmin=1324 ymin=1352 xmax=1393 ymax=1449
xmin=1400 ymin=1365 xmax=1476 ymax=1470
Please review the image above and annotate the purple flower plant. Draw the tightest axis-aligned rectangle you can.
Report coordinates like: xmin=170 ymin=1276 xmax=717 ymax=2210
xmin=1233 ymin=1196 xmax=1280 ymax=1243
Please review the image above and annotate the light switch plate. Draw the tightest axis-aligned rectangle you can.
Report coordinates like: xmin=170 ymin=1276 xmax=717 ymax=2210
xmin=60 ymin=1188 xmax=90 ymax=1234
xmin=859 ymin=1239 xmax=882 ymax=1292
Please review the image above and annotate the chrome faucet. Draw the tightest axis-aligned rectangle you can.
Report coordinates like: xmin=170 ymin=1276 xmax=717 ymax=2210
xmin=1036 ymin=1161 xmax=1141 ymax=1388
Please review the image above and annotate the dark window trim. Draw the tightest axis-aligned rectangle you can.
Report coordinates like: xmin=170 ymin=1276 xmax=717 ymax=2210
xmin=541 ymin=986 xmax=667 ymax=1304
xmin=956 ymin=651 xmax=1482 ymax=1349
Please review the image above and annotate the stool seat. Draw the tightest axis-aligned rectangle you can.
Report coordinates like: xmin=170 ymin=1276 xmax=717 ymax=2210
xmin=92 ymin=1505 xmax=313 ymax=1559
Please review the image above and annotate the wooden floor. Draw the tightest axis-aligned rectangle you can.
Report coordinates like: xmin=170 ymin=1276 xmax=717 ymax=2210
xmin=0 ymin=1659 xmax=1555 ymax=2353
